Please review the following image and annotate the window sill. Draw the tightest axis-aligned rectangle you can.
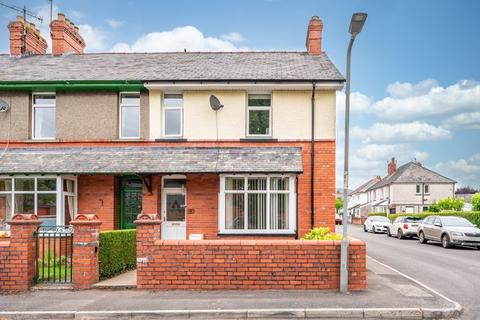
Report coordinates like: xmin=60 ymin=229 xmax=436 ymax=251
xmin=240 ymin=138 xmax=277 ymax=142
xmin=155 ymin=138 xmax=187 ymax=142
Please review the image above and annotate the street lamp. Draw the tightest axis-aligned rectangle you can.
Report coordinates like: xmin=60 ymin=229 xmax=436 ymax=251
xmin=340 ymin=12 xmax=367 ymax=293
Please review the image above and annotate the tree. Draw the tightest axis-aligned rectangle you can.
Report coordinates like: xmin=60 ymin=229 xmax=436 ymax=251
xmin=455 ymin=186 xmax=479 ymax=194
xmin=335 ymin=197 xmax=344 ymax=214
xmin=429 ymin=197 xmax=465 ymax=212
xmin=472 ymin=193 xmax=480 ymax=211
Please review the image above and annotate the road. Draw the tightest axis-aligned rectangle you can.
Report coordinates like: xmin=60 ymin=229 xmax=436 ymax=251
xmin=347 ymin=224 xmax=480 ymax=320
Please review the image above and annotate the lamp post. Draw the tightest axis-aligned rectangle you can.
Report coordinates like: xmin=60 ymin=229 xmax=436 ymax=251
xmin=340 ymin=12 xmax=368 ymax=293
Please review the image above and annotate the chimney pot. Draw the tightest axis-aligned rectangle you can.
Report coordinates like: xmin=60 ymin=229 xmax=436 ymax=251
xmin=306 ymin=15 xmax=323 ymax=56
xmin=387 ymin=157 xmax=397 ymax=176
xmin=57 ymin=13 xmax=65 ymax=21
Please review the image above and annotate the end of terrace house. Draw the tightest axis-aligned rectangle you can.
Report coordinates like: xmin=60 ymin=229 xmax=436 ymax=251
xmin=0 ymin=14 xmax=344 ymax=240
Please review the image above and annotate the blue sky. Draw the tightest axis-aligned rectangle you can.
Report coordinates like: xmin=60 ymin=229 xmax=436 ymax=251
xmin=1 ymin=0 xmax=479 ymax=189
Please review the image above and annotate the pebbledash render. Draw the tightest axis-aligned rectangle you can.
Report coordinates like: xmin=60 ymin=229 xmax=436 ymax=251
xmin=0 ymin=14 xmax=344 ymax=240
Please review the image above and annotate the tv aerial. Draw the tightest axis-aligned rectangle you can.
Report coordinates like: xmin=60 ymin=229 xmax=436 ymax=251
xmin=0 ymin=99 xmax=10 ymax=113
xmin=209 ymin=95 xmax=224 ymax=111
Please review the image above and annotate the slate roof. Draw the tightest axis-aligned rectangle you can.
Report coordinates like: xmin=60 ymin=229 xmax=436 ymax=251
xmin=0 ymin=146 xmax=302 ymax=174
xmin=368 ymin=162 xmax=456 ymax=190
xmin=0 ymin=52 xmax=344 ymax=82
xmin=350 ymin=176 xmax=382 ymax=195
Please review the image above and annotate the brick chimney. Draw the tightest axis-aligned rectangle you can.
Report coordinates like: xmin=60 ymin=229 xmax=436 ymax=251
xmin=305 ymin=16 xmax=323 ymax=56
xmin=8 ymin=16 xmax=47 ymax=56
xmin=50 ymin=13 xmax=85 ymax=55
xmin=387 ymin=157 xmax=397 ymax=175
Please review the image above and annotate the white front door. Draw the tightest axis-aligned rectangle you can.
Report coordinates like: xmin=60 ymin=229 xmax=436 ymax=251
xmin=161 ymin=190 xmax=186 ymax=240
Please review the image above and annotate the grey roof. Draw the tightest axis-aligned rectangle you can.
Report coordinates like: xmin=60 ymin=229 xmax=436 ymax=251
xmin=0 ymin=146 xmax=302 ymax=174
xmin=368 ymin=162 xmax=456 ymax=190
xmin=0 ymin=52 xmax=344 ymax=82
xmin=350 ymin=176 xmax=382 ymax=195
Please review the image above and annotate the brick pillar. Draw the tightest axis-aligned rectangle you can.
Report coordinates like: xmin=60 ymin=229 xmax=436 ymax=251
xmin=135 ymin=213 xmax=161 ymax=289
xmin=71 ymin=213 xmax=101 ymax=289
xmin=5 ymin=214 xmax=41 ymax=291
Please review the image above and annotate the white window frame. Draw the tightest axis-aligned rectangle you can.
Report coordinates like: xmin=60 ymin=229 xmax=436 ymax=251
xmin=246 ymin=93 xmax=272 ymax=138
xmin=162 ymin=93 xmax=183 ymax=138
xmin=0 ymin=175 xmax=77 ymax=230
xmin=218 ymin=174 xmax=296 ymax=234
xmin=32 ymin=93 xmax=56 ymax=140
xmin=119 ymin=92 xmax=141 ymax=139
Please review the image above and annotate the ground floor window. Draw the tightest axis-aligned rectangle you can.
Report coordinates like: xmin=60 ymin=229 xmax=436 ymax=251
xmin=0 ymin=176 xmax=77 ymax=231
xmin=219 ymin=175 xmax=296 ymax=234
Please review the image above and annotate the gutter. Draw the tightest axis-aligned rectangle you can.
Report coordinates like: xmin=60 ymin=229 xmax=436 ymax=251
xmin=0 ymin=80 xmax=145 ymax=92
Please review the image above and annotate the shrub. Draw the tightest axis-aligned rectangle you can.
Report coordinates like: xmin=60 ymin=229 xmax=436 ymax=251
xmin=387 ymin=211 xmax=480 ymax=226
xmin=430 ymin=197 xmax=465 ymax=212
xmin=302 ymin=227 xmax=342 ymax=240
xmin=368 ymin=212 xmax=387 ymax=217
xmin=472 ymin=193 xmax=480 ymax=211
xmin=99 ymin=229 xmax=136 ymax=280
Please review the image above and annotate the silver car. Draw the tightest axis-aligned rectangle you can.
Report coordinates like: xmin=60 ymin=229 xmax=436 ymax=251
xmin=418 ymin=216 xmax=480 ymax=249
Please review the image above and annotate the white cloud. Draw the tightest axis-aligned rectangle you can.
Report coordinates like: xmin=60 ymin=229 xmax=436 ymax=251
xmin=443 ymin=112 xmax=480 ymax=129
xmin=106 ymin=19 xmax=124 ymax=28
xmin=336 ymin=91 xmax=373 ymax=114
xmin=221 ymin=32 xmax=245 ymax=43
xmin=78 ymin=24 xmax=107 ymax=51
xmin=110 ymin=26 xmax=243 ymax=52
xmin=435 ymin=154 xmax=480 ymax=188
xmin=351 ymin=122 xmax=451 ymax=143
xmin=386 ymin=79 xmax=438 ymax=99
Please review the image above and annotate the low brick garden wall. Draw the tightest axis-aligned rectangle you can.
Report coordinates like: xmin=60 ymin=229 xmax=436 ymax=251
xmin=136 ymin=214 xmax=366 ymax=290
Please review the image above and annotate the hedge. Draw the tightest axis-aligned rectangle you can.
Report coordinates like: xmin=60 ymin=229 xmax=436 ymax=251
xmin=367 ymin=213 xmax=387 ymax=217
xmin=387 ymin=211 xmax=480 ymax=226
xmin=99 ymin=229 xmax=136 ymax=280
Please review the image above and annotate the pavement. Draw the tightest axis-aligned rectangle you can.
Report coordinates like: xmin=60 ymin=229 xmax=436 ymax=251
xmin=0 ymin=256 xmax=461 ymax=319
xmin=347 ymin=224 xmax=480 ymax=320
xmin=92 ymin=270 xmax=137 ymax=289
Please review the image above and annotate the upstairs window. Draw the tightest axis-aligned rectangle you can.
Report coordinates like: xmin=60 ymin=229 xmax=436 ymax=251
xmin=163 ymin=94 xmax=183 ymax=137
xmin=120 ymin=93 xmax=141 ymax=139
xmin=247 ymin=94 xmax=271 ymax=137
xmin=33 ymin=94 xmax=56 ymax=139
xmin=424 ymin=184 xmax=430 ymax=194
xmin=416 ymin=184 xmax=421 ymax=194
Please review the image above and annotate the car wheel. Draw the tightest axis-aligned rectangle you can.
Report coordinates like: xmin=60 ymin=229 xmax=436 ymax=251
xmin=387 ymin=229 xmax=391 ymax=237
xmin=372 ymin=226 xmax=376 ymax=233
xmin=419 ymin=231 xmax=427 ymax=244
xmin=442 ymin=234 xmax=453 ymax=249
xmin=397 ymin=229 xmax=404 ymax=240
xmin=363 ymin=225 xmax=367 ymax=232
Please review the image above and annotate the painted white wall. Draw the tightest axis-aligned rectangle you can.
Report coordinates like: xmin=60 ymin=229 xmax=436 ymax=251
xmin=147 ymin=89 xmax=337 ymax=140
xmin=390 ymin=183 xmax=455 ymax=204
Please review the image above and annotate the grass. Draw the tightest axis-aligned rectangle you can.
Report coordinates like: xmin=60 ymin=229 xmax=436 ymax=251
xmin=36 ymin=254 xmax=72 ymax=282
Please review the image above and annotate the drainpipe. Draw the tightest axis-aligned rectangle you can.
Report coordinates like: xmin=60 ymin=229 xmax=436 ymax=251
xmin=311 ymin=82 xmax=316 ymax=228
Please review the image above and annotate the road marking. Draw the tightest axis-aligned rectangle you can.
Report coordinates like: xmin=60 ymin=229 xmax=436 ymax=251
xmin=367 ymin=255 xmax=462 ymax=310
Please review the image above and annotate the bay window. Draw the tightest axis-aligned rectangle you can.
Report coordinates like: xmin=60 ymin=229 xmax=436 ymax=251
xmin=220 ymin=175 xmax=296 ymax=234
xmin=0 ymin=176 xmax=77 ymax=231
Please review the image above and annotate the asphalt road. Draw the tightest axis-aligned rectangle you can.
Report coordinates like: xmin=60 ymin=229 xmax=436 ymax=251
xmin=347 ymin=224 xmax=480 ymax=320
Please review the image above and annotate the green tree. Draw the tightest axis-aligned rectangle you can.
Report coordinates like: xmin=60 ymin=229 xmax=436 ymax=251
xmin=335 ymin=197 xmax=344 ymax=214
xmin=472 ymin=192 xmax=480 ymax=211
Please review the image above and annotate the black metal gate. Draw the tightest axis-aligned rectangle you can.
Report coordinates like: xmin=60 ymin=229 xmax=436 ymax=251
xmin=35 ymin=225 xmax=73 ymax=284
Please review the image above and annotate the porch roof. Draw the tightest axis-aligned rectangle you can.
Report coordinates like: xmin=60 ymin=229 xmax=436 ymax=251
xmin=0 ymin=146 xmax=302 ymax=174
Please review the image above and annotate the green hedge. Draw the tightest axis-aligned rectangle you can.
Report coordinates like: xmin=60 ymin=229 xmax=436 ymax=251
xmin=99 ymin=230 xmax=136 ymax=280
xmin=387 ymin=211 xmax=480 ymax=226
xmin=367 ymin=213 xmax=387 ymax=217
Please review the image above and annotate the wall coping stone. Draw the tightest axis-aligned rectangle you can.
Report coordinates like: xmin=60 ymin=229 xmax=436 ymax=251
xmin=135 ymin=213 xmax=162 ymax=225
xmin=71 ymin=213 xmax=102 ymax=226
xmin=7 ymin=213 xmax=42 ymax=226
xmin=153 ymin=239 xmax=365 ymax=246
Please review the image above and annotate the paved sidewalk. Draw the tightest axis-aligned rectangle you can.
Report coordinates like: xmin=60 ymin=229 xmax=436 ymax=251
xmin=92 ymin=270 xmax=137 ymax=289
xmin=0 ymin=257 xmax=461 ymax=319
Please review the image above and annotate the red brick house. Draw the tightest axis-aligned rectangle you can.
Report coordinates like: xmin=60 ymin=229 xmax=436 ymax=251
xmin=0 ymin=14 xmax=344 ymax=240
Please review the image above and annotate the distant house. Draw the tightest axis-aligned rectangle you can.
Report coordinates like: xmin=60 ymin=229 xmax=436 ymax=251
xmin=359 ymin=158 xmax=456 ymax=215
xmin=348 ymin=176 xmax=381 ymax=219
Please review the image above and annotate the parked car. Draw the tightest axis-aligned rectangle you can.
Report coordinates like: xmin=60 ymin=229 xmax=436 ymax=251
xmin=335 ymin=213 xmax=343 ymax=225
xmin=364 ymin=216 xmax=391 ymax=233
xmin=418 ymin=215 xmax=480 ymax=249
xmin=387 ymin=216 xmax=423 ymax=239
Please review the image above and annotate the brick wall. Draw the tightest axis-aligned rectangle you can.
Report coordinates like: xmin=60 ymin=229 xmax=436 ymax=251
xmin=136 ymin=235 xmax=366 ymax=290
xmin=77 ymin=175 xmax=117 ymax=231
xmin=0 ymin=214 xmax=40 ymax=292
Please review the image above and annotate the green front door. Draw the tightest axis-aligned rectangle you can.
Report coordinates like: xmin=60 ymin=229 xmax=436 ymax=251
xmin=120 ymin=176 xmax=143 ymax=229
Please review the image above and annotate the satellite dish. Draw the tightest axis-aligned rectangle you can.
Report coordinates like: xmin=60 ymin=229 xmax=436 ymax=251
xmin=0 ymin=99 xmax=9 ymax=113
xmin=209 ymin=95 xmax=224 ymax=111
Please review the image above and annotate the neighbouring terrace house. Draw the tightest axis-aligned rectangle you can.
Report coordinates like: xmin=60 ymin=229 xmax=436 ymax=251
xmin=366 ymin=158 xmax=456 ymax=214
xmin=347 ymin=176 xmax=381 ymax=221
xmin=0 ymin=14 xmax=344 ymax=240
